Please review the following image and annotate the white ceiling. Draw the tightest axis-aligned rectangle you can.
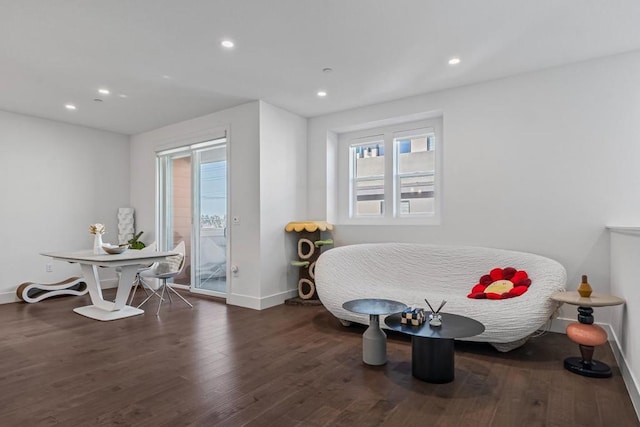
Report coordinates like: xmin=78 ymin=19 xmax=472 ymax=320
xmin=2 ymin=1 xmax=640 ymax=135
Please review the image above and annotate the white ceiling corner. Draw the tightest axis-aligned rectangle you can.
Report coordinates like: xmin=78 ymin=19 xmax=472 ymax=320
xmin=1 ymin=0 xmax=640 ymax=135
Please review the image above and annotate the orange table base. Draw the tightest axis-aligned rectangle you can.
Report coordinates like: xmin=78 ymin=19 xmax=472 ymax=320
xmin=564 ymin=308 xmax=612 ymax=378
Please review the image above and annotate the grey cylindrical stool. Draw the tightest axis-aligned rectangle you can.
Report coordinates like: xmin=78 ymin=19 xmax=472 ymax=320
xmin=342 ymin=298 xmax=408 ymax=366
xmin=363 ymin=314 xmax=387 ymax=365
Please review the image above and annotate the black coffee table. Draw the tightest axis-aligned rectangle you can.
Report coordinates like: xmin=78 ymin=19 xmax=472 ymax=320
xmin=342 ymin=299 xmax=408 ymax=366
xmin=385 ymin=312 xmax=484 ymax=383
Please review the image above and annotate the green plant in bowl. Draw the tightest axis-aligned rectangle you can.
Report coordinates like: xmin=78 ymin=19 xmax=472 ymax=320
xmin=128 ymin=231 xmax=146 ymax=250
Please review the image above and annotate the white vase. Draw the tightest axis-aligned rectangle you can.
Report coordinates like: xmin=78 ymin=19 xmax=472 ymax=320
xmin=93 ymin=234 xmax=105 ymax=254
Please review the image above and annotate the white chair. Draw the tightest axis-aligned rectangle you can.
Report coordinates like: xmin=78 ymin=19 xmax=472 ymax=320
xmin=139 ymin=241 xmax=193 ymax=315
xmin=126 ymin=242 xmax=160 ymax=306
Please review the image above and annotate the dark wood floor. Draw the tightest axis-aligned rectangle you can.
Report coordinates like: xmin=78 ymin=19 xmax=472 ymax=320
xmin=0 ymin=291 xmax=637 ymax=427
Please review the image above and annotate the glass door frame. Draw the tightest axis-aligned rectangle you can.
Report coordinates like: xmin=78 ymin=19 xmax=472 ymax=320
xmin=191 ymin=141 xmax=228 ymax=299
xmin=156 ymin=135 xmax=229 ymax=299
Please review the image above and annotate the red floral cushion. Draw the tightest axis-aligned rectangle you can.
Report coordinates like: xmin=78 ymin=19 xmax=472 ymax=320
xmin=467 ymin=267 xmax=531 ymax=299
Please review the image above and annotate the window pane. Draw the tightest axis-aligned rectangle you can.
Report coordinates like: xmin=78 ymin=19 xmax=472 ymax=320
xmin=353 ymin=143 xmax=384 ymax=178
xmin=399 ymin=175 xmax=434 ymax=214
xmin=397 ymin=134 xmax=435 ymax=174
xmin=356 ymin=200 xmax=384 ymax=216
xmin=354 ymin=178 xmax=384 ymax=216
xmin=351 ymin=141 xmax=385 ymax=217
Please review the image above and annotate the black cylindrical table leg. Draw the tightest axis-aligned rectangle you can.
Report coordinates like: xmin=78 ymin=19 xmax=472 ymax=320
xmin=412 ymin=336 xmax=455 ymax=383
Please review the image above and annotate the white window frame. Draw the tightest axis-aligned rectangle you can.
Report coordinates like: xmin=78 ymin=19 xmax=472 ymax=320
xmin=337 ymin=117 xmax=442 ymax=225
xmin=348 ymin=134 xmax=385 ymax=218
xmin=393 ymin=127 xmax=436 ymax=218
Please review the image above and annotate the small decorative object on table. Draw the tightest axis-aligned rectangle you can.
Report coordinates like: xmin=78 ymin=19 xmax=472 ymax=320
xmin=424 ymin=299 xmax=447 ymax=327
xmin=102 ymin=243 xmax=129 ymax=255
xmin=577 ymin=274 xmax=593 ymax=297
xmin=401 ymin=307 xmax=425 ymax=325
xmin=89 ymin=223 xmax=106 ymax=254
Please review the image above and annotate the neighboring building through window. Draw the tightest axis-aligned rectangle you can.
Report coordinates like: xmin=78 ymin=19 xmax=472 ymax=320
xmin=339 ymin=117 xmax=442 ymax=225
xmin=394 ymin=129 xmax=435 ymax=216
xmin=350 ymin=138 xmax=385 ymax=216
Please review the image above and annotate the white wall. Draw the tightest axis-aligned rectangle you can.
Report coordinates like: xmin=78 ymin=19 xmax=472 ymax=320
xmin=0 ymin=110 xmax=130 ymax=302
xmin=130 ymin=101 xmax=260 ymax=307
xmin=309 ymin=49 xmax=640 ymax=314
xmin=130 ymin=101 xmax=306 ymax=309
xmin=258 ymin=101 xmax=307 ymax=304
xmin=610 ymin=229 xmax=640 ymax=416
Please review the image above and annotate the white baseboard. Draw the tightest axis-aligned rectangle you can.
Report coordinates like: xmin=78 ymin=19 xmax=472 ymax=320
xmin=549 ymin=316 xmax=572 ymax=334
xmin=550 ymin=316 xmax=639 ymax=420
xmin=609 ymin=326 xmax=640 ymax=421
xmin=0 ymin=291 xmax=20 ymax=304
xmin=227 ymin=289 xmax=298 ymax=310
xmin=259 ymin=289 xmax=298 ymax=309
xmin=226 ymin=293 xmax=260 ymax=309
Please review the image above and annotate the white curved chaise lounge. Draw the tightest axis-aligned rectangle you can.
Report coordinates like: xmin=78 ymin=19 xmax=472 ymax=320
xmin=315 ymin=243 xmax=567 ymax=352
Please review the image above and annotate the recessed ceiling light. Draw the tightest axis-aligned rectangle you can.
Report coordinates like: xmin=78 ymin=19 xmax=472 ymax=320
xmin=448 ymin=57 xmax=461 ymax=65
xmin=317 ymin=90 xmax=327 ymax=97
xmin=221 ymin=40 xmax=235 ymax=48
xmin=98 ymin=88 xmax=110 ymax=95
xmin=118 ymin=94 xmax=128 ymax=98
xmin=93 ymin=98 xmax=103 ymax=102
xmin=65 ymin=104 xmax=77 ymax=110
xmin=162 ymin=75 xmax=171 ymax=79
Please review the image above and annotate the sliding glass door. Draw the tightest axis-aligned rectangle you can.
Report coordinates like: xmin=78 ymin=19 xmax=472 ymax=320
xmin=193 ymin=145 xmax=227 ymax=295
xmin=157 ymin=138 xmax=228 ymax=298
xmin=158 ymin=153 xmax=192 ymax=286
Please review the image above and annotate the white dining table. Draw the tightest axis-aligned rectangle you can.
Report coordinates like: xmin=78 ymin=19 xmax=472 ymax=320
xmin=41 ymin=249 xmax=177 ymax=321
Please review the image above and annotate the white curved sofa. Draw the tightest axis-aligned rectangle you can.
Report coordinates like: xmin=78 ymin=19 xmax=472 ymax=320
xmin=315 ymin=243 xmax=567 ymax=351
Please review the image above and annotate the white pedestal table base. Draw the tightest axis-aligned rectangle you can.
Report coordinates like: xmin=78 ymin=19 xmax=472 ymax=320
xmin=73 ymin=305 xmax=144 ymax=321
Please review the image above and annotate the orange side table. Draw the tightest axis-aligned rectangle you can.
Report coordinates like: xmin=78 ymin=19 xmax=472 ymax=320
xmin=551 ymin=291 xmax=624 ymax=378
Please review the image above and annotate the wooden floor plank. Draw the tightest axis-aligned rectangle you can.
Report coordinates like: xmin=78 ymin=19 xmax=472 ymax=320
xmin=0 ymin=291 xmax=637 ymax=426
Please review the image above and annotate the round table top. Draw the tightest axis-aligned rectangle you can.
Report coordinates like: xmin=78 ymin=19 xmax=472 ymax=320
xmin=342 ymin=298 xmax=407 ymax=315
xmin=551 ymin=291 xmax=625 ymax=307
xmin=385 ymin=312 xmax=485 ymax=340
